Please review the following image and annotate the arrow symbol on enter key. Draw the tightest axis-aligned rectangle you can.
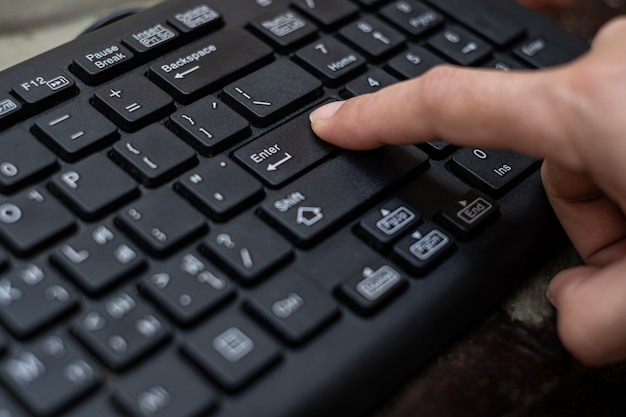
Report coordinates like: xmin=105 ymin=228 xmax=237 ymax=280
xmin=267 ymin=153 xmax=293 ymax=171
xmin=175 ymin=65 xmax=200 ymax=79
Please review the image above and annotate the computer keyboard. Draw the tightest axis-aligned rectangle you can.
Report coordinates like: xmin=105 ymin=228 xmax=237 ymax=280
xmin=0 ymin=0 xmax=588 ymax=416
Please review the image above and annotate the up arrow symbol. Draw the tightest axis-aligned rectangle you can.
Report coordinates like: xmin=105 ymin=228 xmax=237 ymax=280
xmin=459 ymin=200 xmax=468 ymax=207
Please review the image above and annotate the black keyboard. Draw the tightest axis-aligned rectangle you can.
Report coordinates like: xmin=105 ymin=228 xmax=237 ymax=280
xmin=0 ymin=1 xmax=588 ymax=416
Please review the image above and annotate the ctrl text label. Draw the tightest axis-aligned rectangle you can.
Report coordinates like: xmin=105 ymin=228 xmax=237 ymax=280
xmin=84 ymin=45 xmax=128 ymax=69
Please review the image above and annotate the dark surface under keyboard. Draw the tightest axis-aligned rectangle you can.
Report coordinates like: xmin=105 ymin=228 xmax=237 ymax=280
xmin=0 ymin=0 xmax=589 ymax=416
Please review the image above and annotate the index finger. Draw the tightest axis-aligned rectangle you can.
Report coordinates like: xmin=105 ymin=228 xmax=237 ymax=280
xmin=310 ymin=64 xmax=584 ymax=169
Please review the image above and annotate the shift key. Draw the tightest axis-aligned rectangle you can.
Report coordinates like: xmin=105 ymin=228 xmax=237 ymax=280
xmin=260 ymin=146 xmax=429 ymax=246
xmin=149 ymin=27 xmax=273 ymax=102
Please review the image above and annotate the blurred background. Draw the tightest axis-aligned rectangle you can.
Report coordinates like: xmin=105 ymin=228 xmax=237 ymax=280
xmin=0 ymin=0 xmax=625 ymax=71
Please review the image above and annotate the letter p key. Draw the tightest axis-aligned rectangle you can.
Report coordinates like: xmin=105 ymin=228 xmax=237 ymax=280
xmin=61 ymin=171 xmax=81 ymax=189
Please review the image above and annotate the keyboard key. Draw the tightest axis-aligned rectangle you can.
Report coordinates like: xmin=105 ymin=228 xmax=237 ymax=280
xmin=177 ymin=156 xmax=264 ymax=221
xmin=141 ymin=251 xmax=235 ymax=325
xmin=249 ymin=10 xmax=317 ymax=52
xmin=514 ymin=37 xmax=577 ymax=68
xmin=149 ymin=28 xmax=273 ymax=102
xmin=223 ymin=59 xmax=323 ymax=126
xmin=34 ymin=102 xmax=118 ymax=161
xmin=169 ymin=96 xmax=250 ymax=156
xmin=113 ymin=351 xmax=217 ymax=417
xmin=0 ymin=335 xmax=100 ymax=417
xmin=233 ymin=110 xmax=337 ymax=188
xmin=344 ymin=68 xmax=398 ymax=97
xmin=94 ymin=74 xmax=174 ymax=132
xmin=295 ymin=37 xmax=366 ymax=86
xmin=0 ymin=94 xmax=22 ymax=127
xmin=72 ymin=43 xmax=135 ymax=85
xmin=168 ymin=4 xmax=222 ymax=35
xmin=52 ymin=224 xmax=145 ymax=295
xmin=449 ymin=148 xmax=537 ymax=196
xmin=260 ymin=146 xmax=429 ymax=246
xmin=12 ymin=70 xmax=76 ymax=108
xmin=0 ymin=188 xmax=75 ymax=256
xmin=380 ymin=0 xmax=443 ymax=37
xmin=183 ymin=309 xmax=281 ymax=391
xmin=0 ymin=263 xmax=78 ymax=338
xmin=386 ymin=45 xmax=446 ymax=79
xmin=0 ymin=129 xmax=57 ymax=193
xmin=63 ymin=395 xmax=125 ymax=417
xmin=73 ymin=292 xmax=170 ymax=371
xmin=0 ymin=385 xmax=30 ymax=417
xmin=353 ymin=0 xmax=386 ymax=6
xmin=338 ymin=263 xmax=406 ymax=314
xmin=424 ymin=0 xmax=524 ymax=46
xmin=439 ymin=189 xmax=500 ymax=239
xmin=246 ymin=269 xmax=339 ymax=344
xmin=50 ymin=154 xmax=138 ymax=220
xmin=356 ymin=198 xmax=421 ymax=252
xmin=292 ymin=0 xmax=358 ymax=28
xmin=392 ymin=224 xmax=455 ymax=274
xmin=122 ymin=23 xmax=179 ymax=56
xmin=202 ymin=214 xmax=293 ymax=283
xmin=339 ymin=16 xmax=405 ymax=61
xmin=417 ymin=140 xmax=456 ymax=159
xmin=485 ymin=54 xmax=527 ymax=71
xmin=427 ymin=26 xmax=492 ymax=66
xmin=117 ymin=188 xmax=207 ymax=257
xmin=111 ymin=124 xmax=197 ymax=187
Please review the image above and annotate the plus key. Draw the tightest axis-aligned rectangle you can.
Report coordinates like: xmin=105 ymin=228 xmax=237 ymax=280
xmin=94 ymin=74 xmax=174 ymax=132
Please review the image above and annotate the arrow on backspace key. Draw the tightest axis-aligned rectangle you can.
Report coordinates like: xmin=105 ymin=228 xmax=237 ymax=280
xmin=175 ymin=66 xmax=200 ymax=79
xmin=267 ymin=153 xmax=293 ymax=171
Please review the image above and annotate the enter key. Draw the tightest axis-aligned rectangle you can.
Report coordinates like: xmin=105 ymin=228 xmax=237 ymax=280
xmin=233 ymin=110 xmax=338 ymax=188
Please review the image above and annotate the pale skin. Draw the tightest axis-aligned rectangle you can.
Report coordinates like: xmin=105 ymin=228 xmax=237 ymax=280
xmin=310 ymin=17 xmax=626 ymax=367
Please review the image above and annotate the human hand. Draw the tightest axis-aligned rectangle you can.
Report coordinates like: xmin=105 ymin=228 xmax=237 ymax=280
xmin=310 ymin=17 xmax=626 ymax=366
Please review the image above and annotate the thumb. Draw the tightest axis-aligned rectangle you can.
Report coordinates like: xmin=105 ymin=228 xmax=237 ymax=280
xmin=547 ymin=259 xmax=626 ymax=366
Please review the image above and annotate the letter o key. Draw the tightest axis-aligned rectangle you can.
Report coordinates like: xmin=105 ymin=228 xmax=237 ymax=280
xmin=0 ymin=203 xmax=22 ymax=224
xmin=0 ymin=162 xmax=18 ymax=177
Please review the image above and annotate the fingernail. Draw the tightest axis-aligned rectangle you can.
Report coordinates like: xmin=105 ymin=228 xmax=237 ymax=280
xmin=310 ymin=101 xmax=345 ymax=123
